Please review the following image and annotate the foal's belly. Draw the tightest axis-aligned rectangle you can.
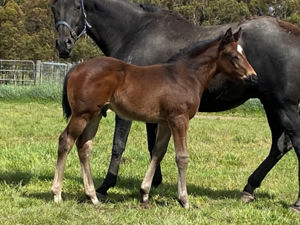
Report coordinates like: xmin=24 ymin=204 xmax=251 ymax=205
xmin=109 ymin=94 xmax=199 ymax=123
xmin=109 ymin=101 xmax=163 ymax=123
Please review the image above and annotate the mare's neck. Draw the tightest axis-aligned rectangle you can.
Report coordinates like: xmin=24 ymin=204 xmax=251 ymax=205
xmin=84 ymin=0 xmax=147 ymax=56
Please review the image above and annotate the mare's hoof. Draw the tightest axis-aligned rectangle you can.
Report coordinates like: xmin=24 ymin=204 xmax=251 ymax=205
xmin=240 ymin=191 xmax=254 ymax=203
xmin=96 ymin=172 xmax=117 ymax=195
xmin=290 ymin=204 xmax=300 ymax=213
xmin=96 ymin=185 xmax=109 ymax=196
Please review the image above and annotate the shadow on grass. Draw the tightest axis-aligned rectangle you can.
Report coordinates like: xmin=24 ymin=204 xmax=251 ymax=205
xmin=93 ymin=176 xmax=275 ymax=205
xmin=0 ymin=170 xmax=276 ymax=206
xmin=0 ymin=170 xmax=53 ymax=186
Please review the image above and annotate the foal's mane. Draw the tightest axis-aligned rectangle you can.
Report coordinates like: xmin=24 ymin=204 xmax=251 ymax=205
xmin=167 ymin=33 xmax=224 ymax=63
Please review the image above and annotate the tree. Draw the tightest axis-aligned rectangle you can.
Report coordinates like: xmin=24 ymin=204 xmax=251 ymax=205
xmin=0 ymin=1 xmax=26 ymax=59
xmin=0 ymin=0 xmax=299 ymax=61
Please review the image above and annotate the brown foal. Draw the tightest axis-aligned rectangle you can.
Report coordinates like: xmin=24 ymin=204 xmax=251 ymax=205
xmin=51 ymin=28 xmax=256 ymax=208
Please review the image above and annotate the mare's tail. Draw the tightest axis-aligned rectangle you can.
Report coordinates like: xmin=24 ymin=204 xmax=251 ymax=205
xmin=62 ymin=68 xmax=74 ymax=120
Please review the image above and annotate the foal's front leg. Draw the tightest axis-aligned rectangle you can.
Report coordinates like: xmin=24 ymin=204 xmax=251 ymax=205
xmin=140 ymin=123 xmax=171 ymax=205
xmin=169 ymin=115 xmax=190 ymax=209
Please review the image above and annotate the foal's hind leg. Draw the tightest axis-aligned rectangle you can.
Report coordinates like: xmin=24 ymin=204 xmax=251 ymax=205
xmin=51 ymin=116 xmax=88 ymax=203
xmin=146 ymin=123 xmax=163 ymax=187
xmin=140 ymin=123 xmax=171 ymax=205
xmin=76 ymin=115 xmax=101 ymax=205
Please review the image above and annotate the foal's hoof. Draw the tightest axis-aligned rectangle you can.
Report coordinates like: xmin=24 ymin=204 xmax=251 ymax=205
xmin=91 ymin=198 xmax=101 ymax=206
xmin=53 ymin=194 xmax=63 ymax=204
xmin=140 ymin=201 xmax=151 ymax=209
xmin=178 ymin=198 xmax=189 ymax=209
xmin=240 ymin=191 xmax=254 ymax=203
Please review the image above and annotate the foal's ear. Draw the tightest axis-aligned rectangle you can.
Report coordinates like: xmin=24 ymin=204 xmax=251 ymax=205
xmin=219 ymin=28 xmax=233 ymax=49
xmin=233 ymin=28 xmax=242 ymax=41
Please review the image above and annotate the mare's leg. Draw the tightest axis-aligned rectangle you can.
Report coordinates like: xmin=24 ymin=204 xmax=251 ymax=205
xmin=276 ymin=106 xmax=300 ymax=212
xmin=169 ymin=115 xmax=190 ymax=209
xmin=146 ymin=123 xmax=163 ymax=187
xmin=96 ymin=115 xmax=132 ymax=195
xmin=140 ymin=123 xmax=171 ymax=205
xmin=51 ymin=116 xmax=88 ymax=203
xmin=241 ymin=103 xmax=287 ymax=202
xmin=76 ymin=116 xmax=101 ymax=205
xmin=242 ymin=102 xmax=299 ymax=209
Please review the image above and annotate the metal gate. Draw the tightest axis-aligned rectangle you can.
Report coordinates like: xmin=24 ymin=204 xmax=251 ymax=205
xmin=0 ymin=60 xmax=74 ymax=85
xmin=39 ymin=61 xmax=69 ymax=84
xmin=0 ymin=60 xmax=35 ymax=85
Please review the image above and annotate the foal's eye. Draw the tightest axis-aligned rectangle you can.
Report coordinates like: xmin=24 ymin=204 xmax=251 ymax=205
xmin=75 ymin=5 xmax=81 ymax=10
xmin=231 ymin=55 xmax=239 ymax=61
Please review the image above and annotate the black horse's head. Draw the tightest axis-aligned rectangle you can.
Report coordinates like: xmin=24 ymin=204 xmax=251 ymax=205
xmin=51 ymin=0 xmax=91 ymax=58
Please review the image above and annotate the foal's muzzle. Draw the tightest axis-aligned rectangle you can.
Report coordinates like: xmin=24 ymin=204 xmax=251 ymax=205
xmin=244 ymin=73 xmax=258 ymax=85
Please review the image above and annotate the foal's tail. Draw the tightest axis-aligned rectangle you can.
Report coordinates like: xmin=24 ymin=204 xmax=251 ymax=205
xmin=62 ymin=68 xmax=74 ymax=120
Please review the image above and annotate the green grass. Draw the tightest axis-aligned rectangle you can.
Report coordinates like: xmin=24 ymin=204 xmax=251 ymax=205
xmin=0 ymin=99 xmax=300 ymax=224
xmin=0 ymin=84 xmax=62 ymax=102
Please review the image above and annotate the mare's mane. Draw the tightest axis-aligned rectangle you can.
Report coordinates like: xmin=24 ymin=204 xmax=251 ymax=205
xmin=278 ymin=19 xmax=300 ymax=36
xmin=138 ymin=3 xmax=161 ymax=12
xmin=167 ymin=33 xmax=224 ymax=63
xmin=51 ymin=0 xmax=191 ymax=25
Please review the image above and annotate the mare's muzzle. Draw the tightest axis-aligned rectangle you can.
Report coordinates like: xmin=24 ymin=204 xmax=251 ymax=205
xmin=55 ymin=37 xmax=74 ymax=58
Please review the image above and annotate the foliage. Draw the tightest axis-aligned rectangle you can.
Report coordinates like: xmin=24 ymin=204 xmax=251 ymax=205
xmin=0 ymin=0 xmax=100 ymax=62
xmin=0 ymin=0 xmax=299 ymax=61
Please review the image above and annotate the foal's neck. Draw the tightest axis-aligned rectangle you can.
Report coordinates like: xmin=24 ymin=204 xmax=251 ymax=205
xmin=85 ymin=0 xmax=147 ymax=56
xmin=182 ymin=44 xmax=220 ymax=87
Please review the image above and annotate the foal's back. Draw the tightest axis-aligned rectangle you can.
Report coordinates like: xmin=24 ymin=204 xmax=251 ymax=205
xmin=68 ymin=56 xmax=200 ymax=123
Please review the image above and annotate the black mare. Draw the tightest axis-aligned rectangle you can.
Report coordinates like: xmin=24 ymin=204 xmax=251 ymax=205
xmin=51 ymin=0 xmax=300 ymax=210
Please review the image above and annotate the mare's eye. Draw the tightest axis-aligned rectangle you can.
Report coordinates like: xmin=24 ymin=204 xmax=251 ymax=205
xmin=75 ymin=5 xmax=81 ymax=10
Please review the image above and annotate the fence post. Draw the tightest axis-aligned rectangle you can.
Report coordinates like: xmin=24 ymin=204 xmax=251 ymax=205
xmin=36 ymin=60 xmax=41 ymax=84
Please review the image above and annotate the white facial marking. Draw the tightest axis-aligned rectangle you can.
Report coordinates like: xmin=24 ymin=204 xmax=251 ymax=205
xmin=237 ymin=44 xmax=243 ymax=54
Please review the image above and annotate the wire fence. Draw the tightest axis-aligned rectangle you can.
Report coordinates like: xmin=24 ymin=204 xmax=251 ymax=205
xmin=0 ymin=59 xmax=74 ymax=85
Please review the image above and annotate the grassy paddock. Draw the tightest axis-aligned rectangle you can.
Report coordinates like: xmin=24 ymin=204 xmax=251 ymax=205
xmin=0 ymin=98 xmax=300 ymax=224
xmin=0 ymin=84 xmax=62 ymax=102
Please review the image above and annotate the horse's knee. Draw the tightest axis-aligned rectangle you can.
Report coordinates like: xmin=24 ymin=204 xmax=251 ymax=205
xmin=76 ymin=140 xmax=93 ymax=160
xmin=176 ymin=154 xmax=189 ymax=169
xmin=58 ymin=131 xmax=71 ymax=155
xmin=277 ymin=132 xmax=293 ymax=154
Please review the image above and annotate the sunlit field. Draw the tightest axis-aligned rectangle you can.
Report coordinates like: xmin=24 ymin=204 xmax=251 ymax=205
xmin=1 ymin=87 xmax=300 ymax=224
